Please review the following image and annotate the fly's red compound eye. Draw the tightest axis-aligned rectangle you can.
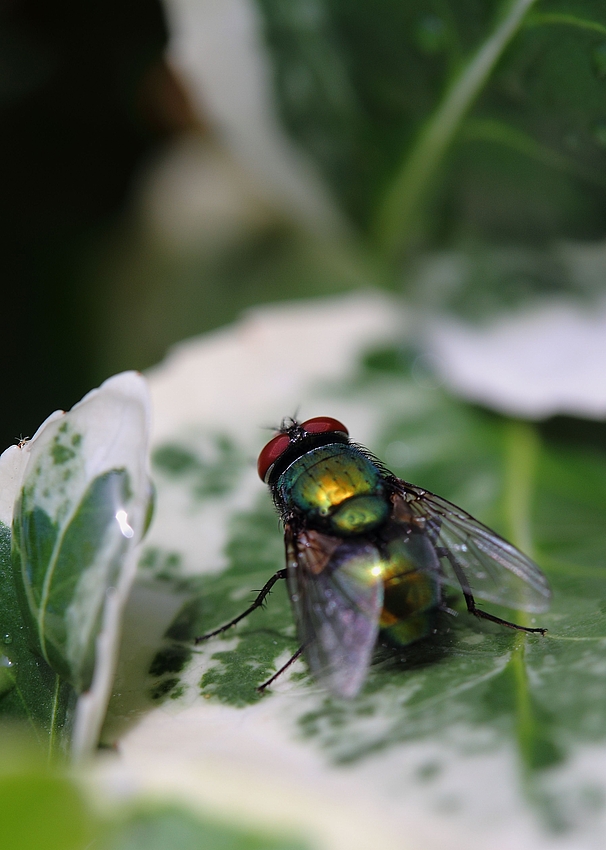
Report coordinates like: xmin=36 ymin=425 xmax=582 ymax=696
xmin=257 ymin=432 xmax=291 ymax=482
xmin=301 ymin=416 xmax=349 ymax=436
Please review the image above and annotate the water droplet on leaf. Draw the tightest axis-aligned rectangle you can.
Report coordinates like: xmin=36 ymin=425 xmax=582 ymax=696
xmin=116 ymin=509 xmax=134 ymax=538
xmin=2 ymin=634 xmax=11 ymax=645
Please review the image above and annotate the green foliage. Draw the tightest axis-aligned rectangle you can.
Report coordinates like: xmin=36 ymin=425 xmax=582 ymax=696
xmin=0 ymin=523 xmax=74 ymax=754
xmin=12 ymin=470 xmax=133 ymax=692
xmin=1 ymin=771 xmax=93 ymax=850
xmin=1 ymin=773 xmax=93 ymax=850
xmin=0 ymin=372 xmax=152 ymax=758
xmin=0 ymin=736 xmax=95 ymax=850
xmin=256 ymin=0 xmax=606 ymax=253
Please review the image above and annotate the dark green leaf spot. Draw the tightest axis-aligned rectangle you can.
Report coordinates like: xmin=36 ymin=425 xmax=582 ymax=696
xmin=152 ymin=434 xmax=244 ymax=500
xmin=150 ymin=677 xmax=180 ymax=701
xmin=51 ymin=444 xmax=76 ymax=465
xmin=148 ymin=644 xmax=191 ymax=677
xmin=152 ymin=445 xmax=200 ymax=476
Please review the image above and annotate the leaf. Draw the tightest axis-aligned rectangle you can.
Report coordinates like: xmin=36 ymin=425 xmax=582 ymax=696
xmin=5 ymin=372 xmax=152 ymax=758
xmin=99 ymin=808 xmax=307 ymax=850
xmin=100 ymin=299 xmax=606 ymax=845
xmin=0 ymin=736 xmax=96 ymax=850
xmin=0 ymin=443 xmax=74 ymax=753
xmin=170 ymin=496 xmax=296 ymax=708
xmin=0 ymin=520 xmax=75 ymax=755
xmin=152 ymin=432 xmax=245 ymax=501
xmin=0 ymin=733 xmax=306 ymax=850
xmin=254 ymin=0 xmax=606 ymax=254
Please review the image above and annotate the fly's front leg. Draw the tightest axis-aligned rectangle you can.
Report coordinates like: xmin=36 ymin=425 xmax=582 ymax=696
xmin=194 ymin=569 xmax=287 ymax=643
xmin=436 ymin=547 xmax=547 ymax=636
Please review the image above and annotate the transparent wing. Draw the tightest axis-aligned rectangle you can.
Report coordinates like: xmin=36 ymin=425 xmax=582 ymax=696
xmin=391 ymin=484 xmax=551 ymax=613
xmin=285 ymin=525 xmax=384 ymax=698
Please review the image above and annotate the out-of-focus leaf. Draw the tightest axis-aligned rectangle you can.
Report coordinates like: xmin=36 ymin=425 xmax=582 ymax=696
xmin=152 ymin=432 xmax=245 ymax=500
xmin=0 ymin=766 xmax=94 ymax=850
xmin=0 ymin=732 xmax=306 ymax=850
xmin=0 ymin=733 xmax=96 ymax=850
xmin=255 ymin=0 xmax=606 ymax=253
xmin=100 ymin=807 xmax=307 ymax=850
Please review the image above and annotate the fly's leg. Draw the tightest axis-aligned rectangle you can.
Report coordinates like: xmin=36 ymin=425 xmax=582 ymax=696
xmin=194 ymin=569 xmax=287 ymax=643
xmin=257 ymin=646 xmax=304 ymax=693
xmin=436 ymin=548 xmax=547 ymax=636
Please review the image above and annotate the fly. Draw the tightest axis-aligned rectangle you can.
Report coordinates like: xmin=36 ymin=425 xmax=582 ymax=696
xmin=195 ymin=416 xmax=551 ymax=698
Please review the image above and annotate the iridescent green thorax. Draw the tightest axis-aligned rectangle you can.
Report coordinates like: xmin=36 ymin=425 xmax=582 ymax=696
xmin=276 ymin=443 xmax=389 ymax=535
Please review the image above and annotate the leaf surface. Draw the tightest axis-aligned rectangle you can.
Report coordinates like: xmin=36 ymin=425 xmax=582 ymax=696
xmin=100 ymin=303 xmax=606 ymax=845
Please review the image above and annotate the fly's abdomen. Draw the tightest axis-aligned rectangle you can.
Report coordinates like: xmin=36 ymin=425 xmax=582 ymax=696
xmin=379 ymin=532 xmax=441 ymax=646
xmin=278 ymin=444 xmax=389 ymax=534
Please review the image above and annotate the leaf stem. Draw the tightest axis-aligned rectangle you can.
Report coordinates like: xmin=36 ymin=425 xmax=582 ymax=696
xmin=462 ymin=117 xmax=606 ymax=191
xmin=373 ymin=0 xmax=539 ymax=260
xmin=503 ymin=419 xmax=546 ymax=773
xmin=511 ymin=633 xmax=535 ymax=767
xmin=525 ymin=12 xmax=606 ymax=37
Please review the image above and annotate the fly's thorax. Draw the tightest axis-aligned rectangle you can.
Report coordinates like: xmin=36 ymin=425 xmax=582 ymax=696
xmin=275 ymin=443 xmax=389 ymax=534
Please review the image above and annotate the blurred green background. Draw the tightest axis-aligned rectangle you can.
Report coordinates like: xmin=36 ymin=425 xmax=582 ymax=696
xmin=4 ymin=0 xmax=606 ymax=444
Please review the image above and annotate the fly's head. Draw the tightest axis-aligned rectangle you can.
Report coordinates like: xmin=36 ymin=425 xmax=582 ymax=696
xmin=257 ymin=416 xmax=350 ymax=486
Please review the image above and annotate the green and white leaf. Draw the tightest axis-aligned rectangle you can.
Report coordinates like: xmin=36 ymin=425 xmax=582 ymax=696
xmin=6 ymin=372 xmax=152 ymax=758
xmin=0 ymin=431 xmax=76 ymax=754
xmin=94 ymin=295 xmax=606 ymax=848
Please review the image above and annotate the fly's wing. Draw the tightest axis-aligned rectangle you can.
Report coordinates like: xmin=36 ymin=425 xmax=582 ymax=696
xmin=285 ymin=525 xmax=384 ymax=698
xmin=391 ymin=484 xmax=551 ymax=613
